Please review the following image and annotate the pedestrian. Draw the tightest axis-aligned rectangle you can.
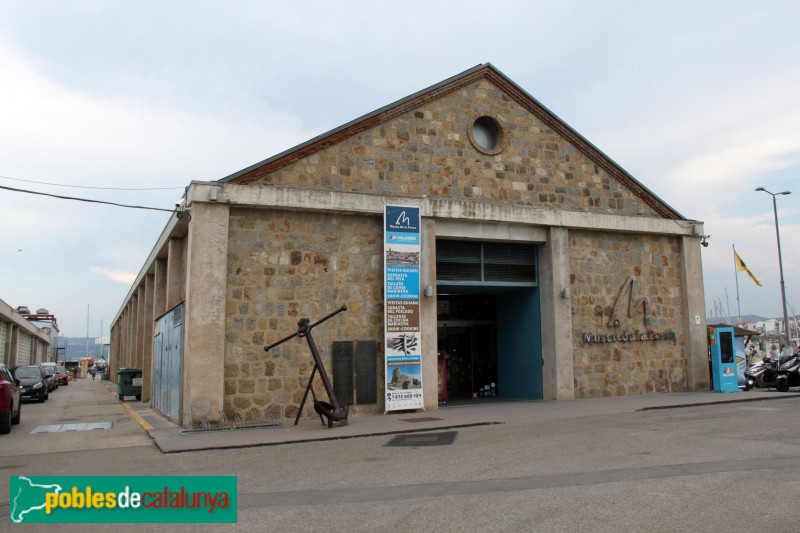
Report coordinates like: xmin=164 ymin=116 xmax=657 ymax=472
xmin=90 ymin=366 xmax=97 ymax=380
xmin=768 ymin=344 xmax=778 ymax=363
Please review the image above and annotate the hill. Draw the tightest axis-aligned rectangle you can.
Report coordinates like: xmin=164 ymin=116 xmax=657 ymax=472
xmin=56 ymin=337 xmax=109 ymax=362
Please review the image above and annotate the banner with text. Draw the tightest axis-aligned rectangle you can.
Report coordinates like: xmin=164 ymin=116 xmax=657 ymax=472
xmin=384 ymin=204 xmax=423 ymax=411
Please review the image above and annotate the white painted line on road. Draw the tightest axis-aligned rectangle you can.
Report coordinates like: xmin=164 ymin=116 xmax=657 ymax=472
xmin=30 ymin=422 xmax=113 ymax=433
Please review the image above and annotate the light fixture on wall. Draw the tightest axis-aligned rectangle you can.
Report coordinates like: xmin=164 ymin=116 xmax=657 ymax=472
xmin=424 ymin=285 xmax=434 ymax=298
xmin=561 ymin=288 xmax=570 ymax=299
xmin=701 ymin=235 xmax=710 ymax=247
xmin=174 ymin=203 xmax=191 ymax=221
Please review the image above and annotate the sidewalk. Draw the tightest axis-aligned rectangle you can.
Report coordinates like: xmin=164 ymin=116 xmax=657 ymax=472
xmin=109 ymin=383 xmax=800 ymax=454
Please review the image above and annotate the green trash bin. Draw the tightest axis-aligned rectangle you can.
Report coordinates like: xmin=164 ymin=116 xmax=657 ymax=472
xmin=117 ymin=368 xmax=142 ymax=401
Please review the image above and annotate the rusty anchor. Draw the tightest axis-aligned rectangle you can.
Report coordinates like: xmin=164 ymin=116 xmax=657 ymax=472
xmin=264 ymin=305 xmax=349 ymax=428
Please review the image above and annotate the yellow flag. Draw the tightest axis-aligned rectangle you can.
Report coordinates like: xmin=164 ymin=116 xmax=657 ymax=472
xmin=734 ymin=250 xmax=763 ymax=287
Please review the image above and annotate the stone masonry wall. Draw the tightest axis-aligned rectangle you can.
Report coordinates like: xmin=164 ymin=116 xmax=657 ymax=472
xmin=244 ymin=79 xmax=661 ymax=218
xmin=569 ymin=230 xmax=688 ymax=397
xmin=224 ymin=207 xmax=384 ymax=422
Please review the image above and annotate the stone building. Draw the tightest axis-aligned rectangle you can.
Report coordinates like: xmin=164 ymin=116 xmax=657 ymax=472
xmin=1 ymin=299 xmax=52 ymax=367
xmin=110 ymin=64 xmax=709 ymax=427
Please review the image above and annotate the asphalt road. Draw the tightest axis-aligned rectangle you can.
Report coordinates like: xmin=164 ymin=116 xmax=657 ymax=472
xmin=2 ymin=377 xmax=800 ymax=532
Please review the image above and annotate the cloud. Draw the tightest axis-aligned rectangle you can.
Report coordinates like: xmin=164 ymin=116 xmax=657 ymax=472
xmin=662 ymin=136 xmax=800 ymax=214
xmin=0 ymin=38 xmax=312 ymax=186
xmin=90 ymin=266 xmax=136 ymax=284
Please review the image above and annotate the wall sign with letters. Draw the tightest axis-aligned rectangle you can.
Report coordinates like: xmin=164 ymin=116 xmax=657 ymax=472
xmin=582 ymin=276 xmax=676 ymax=344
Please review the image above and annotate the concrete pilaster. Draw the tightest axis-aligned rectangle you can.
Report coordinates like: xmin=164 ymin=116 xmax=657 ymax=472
xmin=141 ymin=274 xmax=155 ymax=402
xmin=539 ymin=226 xmax=575 ymax=400
xmin=135 ymin=287 xmax=144 ymax=370
xmin=153 ymin=258 xmax=167 ymax=317
xmin=166 ymin=238 xmax=185 ymax=311
xmin=420 ymin=217 xmax=438 ymax=411
xmin=124 ymin=305 xmax=133 ymax=368
xmin=680 ymin=235 xmax=710 ymax=390
xmin=183 ymin=202 xmax=229 ymax=424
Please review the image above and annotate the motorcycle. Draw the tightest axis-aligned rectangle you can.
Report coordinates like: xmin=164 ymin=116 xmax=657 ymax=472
xmin=744 ymin=351 xmax=800 ymax=392
xmin=775 ymin=351 xmax=800 ymax=392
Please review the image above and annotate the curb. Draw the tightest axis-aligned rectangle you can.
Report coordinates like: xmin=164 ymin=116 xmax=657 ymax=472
xmin=637 ymin=392 xmax=800 ymax=411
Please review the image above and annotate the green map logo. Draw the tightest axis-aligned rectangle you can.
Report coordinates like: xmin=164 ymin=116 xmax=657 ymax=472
xmin=9 ymin=476 xmax=237 ymax=524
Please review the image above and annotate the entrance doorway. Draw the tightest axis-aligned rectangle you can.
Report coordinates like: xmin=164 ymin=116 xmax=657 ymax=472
xmin=435 ymin=239 xmax=543 ymax=402
xmin=436 ymin=290 xmax=543 ymax=402
xmin=437 ymin=296 xmax=498 ymax=400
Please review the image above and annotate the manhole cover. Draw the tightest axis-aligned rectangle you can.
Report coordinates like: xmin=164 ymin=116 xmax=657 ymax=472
xmin=31 ymin=422 xmax=113 ymax=433
xmin=385 ymin=431 xmax=457 ymax=447
xmin=399 ymin=417 xmax=443 ymax=423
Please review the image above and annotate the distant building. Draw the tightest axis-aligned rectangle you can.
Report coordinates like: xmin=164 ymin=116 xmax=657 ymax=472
xmin=0 ymin=300 xmax=52 ymax=367
xmin=22 ymin=308 xmax=60 ymax=362
xmin=754 ymin=319 xmax=781 ymax=336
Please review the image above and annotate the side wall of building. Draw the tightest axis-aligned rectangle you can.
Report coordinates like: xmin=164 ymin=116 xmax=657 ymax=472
xmin=224 ymin=207 xmax=384 ymax=421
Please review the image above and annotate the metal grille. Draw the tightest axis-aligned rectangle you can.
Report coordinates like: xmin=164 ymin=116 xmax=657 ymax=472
xmin=385 ymin=431 xmax=458 ymax=447
xmin=436 ymin=240 xmax=537 ymax=284
xmin=0 ymin=323 xmax=6 ymax=362
xmin=17 ymin=333 xmax=32 ymax=366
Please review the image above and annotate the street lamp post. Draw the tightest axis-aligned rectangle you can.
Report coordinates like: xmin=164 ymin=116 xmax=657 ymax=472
xmin=755 ymin=187 xmax=792 ymax=354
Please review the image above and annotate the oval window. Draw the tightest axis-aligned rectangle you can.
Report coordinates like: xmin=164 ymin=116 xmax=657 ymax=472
xmin=468 ymin=115 xmax=506 ymax=155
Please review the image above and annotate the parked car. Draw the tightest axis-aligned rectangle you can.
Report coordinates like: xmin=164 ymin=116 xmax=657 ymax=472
xmin=14 ymin=365 xmax=49 ymax=402
xmin=39 ymin=364 xmax=58 ymax=392
xmin=0 ymin=363 xmax=22 ymax=434
xmin=56 ymin=366 xmax=69 ymax=386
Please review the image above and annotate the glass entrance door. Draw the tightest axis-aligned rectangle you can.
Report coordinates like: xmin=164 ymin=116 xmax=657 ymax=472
xmin=437 ymin=293 xmax=498 ymax=401
xmin=438 ymin=324 xmax=498 ymax=400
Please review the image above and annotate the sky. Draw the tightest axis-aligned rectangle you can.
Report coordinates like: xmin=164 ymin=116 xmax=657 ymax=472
xmin=0 ymin=1 xmax=798 ymax=338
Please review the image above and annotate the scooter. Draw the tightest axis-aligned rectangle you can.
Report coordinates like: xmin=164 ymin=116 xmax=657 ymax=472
xmin=775 ymin=351 xmax=800 ymax=392
xmin=743 ymin=357 xmax=781 ymax=391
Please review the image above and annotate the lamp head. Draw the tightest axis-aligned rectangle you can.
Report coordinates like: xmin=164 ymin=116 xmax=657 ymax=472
xmin=755 ymin=187 xmax=765 ymax=192
xmin=779 ymin=191 xmax=791 ymax=195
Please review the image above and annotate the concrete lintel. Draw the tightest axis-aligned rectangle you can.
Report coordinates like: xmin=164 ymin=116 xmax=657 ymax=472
xmin=193 ymin=182 xmax=697 ymax=238
xmin=436 ymin=219 xmax=547 ymax=243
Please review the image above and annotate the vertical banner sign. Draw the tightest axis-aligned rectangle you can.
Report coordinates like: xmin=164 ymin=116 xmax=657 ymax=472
xmin=384 ymin=205 xmax=424 ymax=411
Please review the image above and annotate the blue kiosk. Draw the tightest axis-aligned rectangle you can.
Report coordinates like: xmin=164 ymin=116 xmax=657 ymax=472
xmin=709 ymin=326 xmax=740 ymax=393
